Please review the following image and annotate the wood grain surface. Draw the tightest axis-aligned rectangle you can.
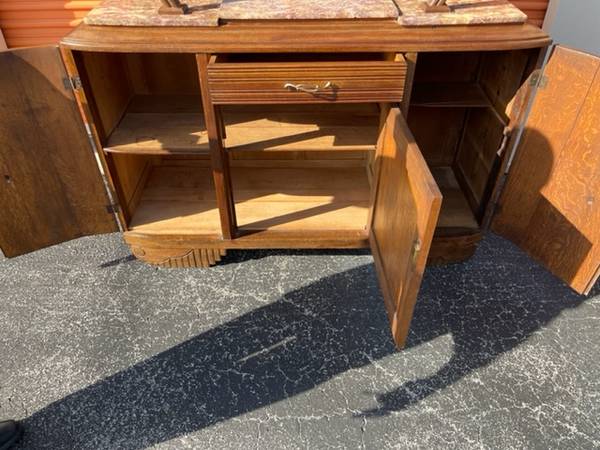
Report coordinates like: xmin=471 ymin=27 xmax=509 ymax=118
xmin=0 ymin=46 xmax=116 ymax=257
xmin=492 ymin=46 xmax=600 ymax=295
xmin=61 ymin=21 xmax=551 ymax=54
xmin=370 ymin=108 xmax=442 ymax=348
xmin=207 ymin=55 xmax=407 ymax=104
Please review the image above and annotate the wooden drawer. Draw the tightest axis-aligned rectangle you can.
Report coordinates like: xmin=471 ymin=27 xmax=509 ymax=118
xmin=207 ymin=54 xmax=407 ymax=104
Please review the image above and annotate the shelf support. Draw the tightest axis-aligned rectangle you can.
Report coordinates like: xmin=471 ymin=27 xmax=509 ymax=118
xmin=197 ymin=53 xmax=237 ymax=240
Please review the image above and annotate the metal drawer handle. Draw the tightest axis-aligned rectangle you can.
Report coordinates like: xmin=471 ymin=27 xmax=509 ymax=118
xmin=284 ymin=81 xmax=333 ymax=94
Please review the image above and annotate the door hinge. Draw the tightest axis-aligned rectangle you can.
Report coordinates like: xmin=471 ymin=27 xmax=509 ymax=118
xmin=530 ymin=70 xmax=548 ymax=89
xmin=63 ymin=75 xmax=83 ymax=91
xmin=106 ymin=203 xmax=121 ymax=214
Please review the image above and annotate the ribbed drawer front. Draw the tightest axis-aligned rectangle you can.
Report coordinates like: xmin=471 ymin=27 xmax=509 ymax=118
xmin=207 ymin=56 xmax=407 ymax=104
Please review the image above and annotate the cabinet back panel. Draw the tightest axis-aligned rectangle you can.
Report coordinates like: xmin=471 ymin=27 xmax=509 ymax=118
xmin=454 ymin=107 xmax=505 ymax=213
xmin=407 ymin=106 xmax=467 ymax=167
xmin=413 ymin=52 xmax=481 ymax=83
xmin=123 ymin=53 xmax=200 ymax=95
xmin=479 ymin=49 xmax=536 ymax=123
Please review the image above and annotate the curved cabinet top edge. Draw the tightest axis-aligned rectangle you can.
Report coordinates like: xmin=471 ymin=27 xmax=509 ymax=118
xmin=60 ymin=20 xmax=551 ymax=53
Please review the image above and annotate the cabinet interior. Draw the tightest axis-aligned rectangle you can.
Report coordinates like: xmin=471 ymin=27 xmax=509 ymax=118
xmin=408 ymin=50 xmax=537 ymax=242
xmin=73 ymin=49 xmax=537 ymax=249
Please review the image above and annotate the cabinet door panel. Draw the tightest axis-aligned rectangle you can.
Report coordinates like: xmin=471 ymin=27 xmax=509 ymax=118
xmin=492 ymin=46 xmax=600 ymax=295
xmin=370 ymin=108 xmax=442 ymax=348
xmin=0 ymin=46 xmax=117 ymax=257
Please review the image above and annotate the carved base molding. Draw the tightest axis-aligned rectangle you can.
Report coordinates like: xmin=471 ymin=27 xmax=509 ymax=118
xmin=129 ymin=245 xmax=227 ymax=268
xmin=125 ymin=232 xmax=481 ymax=269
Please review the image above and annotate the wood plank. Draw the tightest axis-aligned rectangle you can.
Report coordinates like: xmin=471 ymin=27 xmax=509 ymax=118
xmin=125 ymin=229 xmax=370 ymax=250
xmin=492 ymin=46 xmax=600 ymax=294
xmin=0 ymin=46 xmax=117 ymax=257
xmin=106 ymin=112 xmax=210 ymax=155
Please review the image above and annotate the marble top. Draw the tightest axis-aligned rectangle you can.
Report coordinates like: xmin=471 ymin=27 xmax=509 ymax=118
xmin=84 ymin=0 xmax=527 ymax=27
xmin=396 ymin=0 xmax=527 ymax=26
xmin=219 ymin=0 xmax=399 ymax=20
xmin=84 ymin=0 xmax=222 ymax=27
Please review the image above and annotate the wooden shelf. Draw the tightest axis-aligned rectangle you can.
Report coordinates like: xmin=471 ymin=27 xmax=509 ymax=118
xmin=411 ymin=82 xmax=491 ymax=108
xmin=105 ymin=100 xmax=380 ymax=155
xmin=223 ymin=104 xmax=380 ymax=152
xmin=105 ymin=95 xmax=209 ymax=155
xmin=128 ymin=164 xmax=372 ymax=236
xmin=128 ymin=165 xmax=221 ymax=235
xmin=128 ymin=164 xmax=478 ymax=239
xmin=234 ymin=166 xmax=371 ymax=231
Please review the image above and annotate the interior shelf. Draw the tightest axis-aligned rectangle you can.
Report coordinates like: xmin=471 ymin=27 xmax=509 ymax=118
xmin=233 ymin=167 xmax=371 ymax=231
xmin=128 ymin=163 xmax=479 ymax=239
xmin=411 ymin=82 xmax=492 ymax=108
xmin=128 ymin=164 xmax=221 ymax=235
xmin=223 ymin=104 xmax=380 ymax=153
xmin=105 ymin=95 xmax=210 ymax=155
xmin=105 ymin=100 xmax=380 ymax=155
xmin=128 ymin=164 xmax=371 ymax=235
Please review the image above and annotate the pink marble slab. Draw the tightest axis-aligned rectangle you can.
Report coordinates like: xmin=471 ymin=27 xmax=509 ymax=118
xmin=84 ymin=0 xmax=222 ymax=27
xmin=396 ymin=0 xmax=527 ymax=26
xmin=219 ymin=0 xmax=400 ymax=20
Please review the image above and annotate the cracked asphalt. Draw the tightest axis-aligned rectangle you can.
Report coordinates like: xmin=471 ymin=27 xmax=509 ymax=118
xmin=0 ymin=233 xmax=598 ymax=449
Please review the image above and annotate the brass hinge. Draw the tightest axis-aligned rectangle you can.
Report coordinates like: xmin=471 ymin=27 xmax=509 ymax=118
xmin=530 ymin=70 xmax=548 ymax=89
xmin=106 ymin=203 xmax=121 ymax=214
xmin=63 ymin=75 xmax=83 ymax=91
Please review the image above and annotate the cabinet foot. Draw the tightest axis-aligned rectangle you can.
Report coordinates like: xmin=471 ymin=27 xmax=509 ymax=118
xmin=129 ymin=246 xmax=227 ymax=268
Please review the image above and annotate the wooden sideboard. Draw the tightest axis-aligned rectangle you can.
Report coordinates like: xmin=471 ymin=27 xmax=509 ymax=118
xmin=1 ymin=21 xmax=598 ymax=347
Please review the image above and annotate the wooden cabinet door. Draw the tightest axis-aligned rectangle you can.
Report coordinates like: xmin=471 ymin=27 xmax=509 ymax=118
xmin=0 ymin=46 xmax=118 ymax=257
xmin=492 ymin=46 xmax=600 ymax=295
xmin=370 ymin=108 xmax=442 ymax=348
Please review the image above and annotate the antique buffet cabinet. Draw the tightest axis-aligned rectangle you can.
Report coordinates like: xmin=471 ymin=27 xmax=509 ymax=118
xmin=1 ymin=6 xmax=598 ymax=348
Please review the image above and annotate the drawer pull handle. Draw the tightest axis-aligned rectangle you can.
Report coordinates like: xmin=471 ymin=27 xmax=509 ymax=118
xmin=284 ymin=81 xmax=333 ymax=94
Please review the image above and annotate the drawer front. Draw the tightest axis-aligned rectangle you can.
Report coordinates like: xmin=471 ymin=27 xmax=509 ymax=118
xmin=207 ymin=58 xmax=407 ymax=104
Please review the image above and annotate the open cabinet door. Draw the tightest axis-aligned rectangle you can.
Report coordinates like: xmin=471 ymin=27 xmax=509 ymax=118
xmin=0 ymin=46 xmax=118 ymax=257
xmin=370 ymin=108 xmax=442 ymax=348
xmin=492 ymin=46 xmax=600 ymax=295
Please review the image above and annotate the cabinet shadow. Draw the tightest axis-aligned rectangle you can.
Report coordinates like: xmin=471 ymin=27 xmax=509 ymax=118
xmin=21 ymin=246 xmax=591 ymax=449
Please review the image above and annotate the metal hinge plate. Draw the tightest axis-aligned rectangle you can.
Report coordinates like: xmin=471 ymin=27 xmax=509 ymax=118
xmin=530 ymin=71 xmax=548 ymax=89
xmin=63 ymin=75 xmax=83 ymax=91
